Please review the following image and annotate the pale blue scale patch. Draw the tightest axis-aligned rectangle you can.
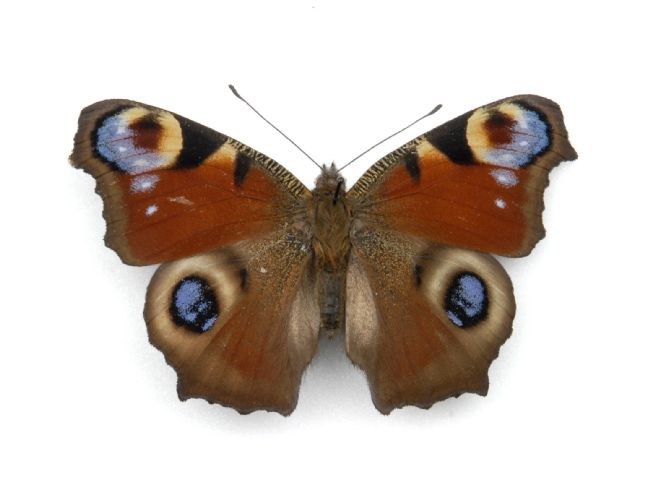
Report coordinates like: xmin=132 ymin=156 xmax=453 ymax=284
xmin=485 ymin=109 xmax=550 ymax=168
xmin=95 ymin=114 xmax=164 ymax=174
xmin=445 ymin=273 xmax=488 ymax=328
xmin=171 ymin=277 xmax=219 ymax=333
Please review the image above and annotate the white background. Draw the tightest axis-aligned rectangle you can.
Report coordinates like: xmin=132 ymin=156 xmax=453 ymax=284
xmin=2 ymin=1 xmax=648 ymax=498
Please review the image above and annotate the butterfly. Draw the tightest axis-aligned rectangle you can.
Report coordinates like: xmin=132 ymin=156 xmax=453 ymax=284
xmin=70 ymin=94 xmax=576 ymax=415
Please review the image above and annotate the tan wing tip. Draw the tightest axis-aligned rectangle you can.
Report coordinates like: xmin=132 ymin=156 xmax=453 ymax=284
xmin=511 ymin=93 xmax=578 ymax=162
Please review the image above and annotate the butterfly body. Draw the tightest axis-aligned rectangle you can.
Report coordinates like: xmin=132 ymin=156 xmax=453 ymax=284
xmin=71 ymin=95 xmax=576 ymax=415
xmin=311 ymin=165 xmax=351 ymax=334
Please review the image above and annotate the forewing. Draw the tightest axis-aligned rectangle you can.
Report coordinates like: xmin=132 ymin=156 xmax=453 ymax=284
xmin=70 ymin=100 xmax=308 ymax=264
xmin=348 ymin=95 xmax=577 ymax=257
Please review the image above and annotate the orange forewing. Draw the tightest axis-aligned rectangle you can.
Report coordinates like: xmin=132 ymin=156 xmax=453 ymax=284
xmin=368 ymin=147 xmax=533 ymax=256
xmin=103 ymin=153 xmax=285 ymax=264
xmin=350 ymin=95 xmax=577 ymax=257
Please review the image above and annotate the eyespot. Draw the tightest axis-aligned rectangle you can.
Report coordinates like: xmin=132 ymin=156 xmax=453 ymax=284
xmin=466 ymin=102 xmax=550 ymax=168
xmin=445 ymin=272 xmax=488 ymax=328
xmin=94 ymin=107 xmax=182 ymax=173
xmin=170 ymin=276 xmax=219 ymax=333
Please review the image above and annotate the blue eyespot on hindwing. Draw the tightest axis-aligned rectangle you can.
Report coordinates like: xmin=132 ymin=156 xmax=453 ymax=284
xmin=170 ymin=276 xmax=219 ymax=333
xmin=445 ymin=272 xmax=489 ymax=328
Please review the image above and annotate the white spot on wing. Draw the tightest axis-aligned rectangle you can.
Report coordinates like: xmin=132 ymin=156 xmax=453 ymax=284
xmin=130 ymin=174 xmax=160 ymax=193
xmin=260 ymin=267 xmax=268 ymax=274
xmin=145 ymin=204 xmax=159 ymax=216
xmin=490 ymin=168 xmax=518 ymax=187
xmin=495 ymin=198 xmax=507 ymax=209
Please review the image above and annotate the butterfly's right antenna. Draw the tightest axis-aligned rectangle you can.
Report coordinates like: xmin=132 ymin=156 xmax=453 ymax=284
xmin=229 ymin=84 xmax=322 ymax=170
xmin=338 ymin=104 xmax=443 ymax=172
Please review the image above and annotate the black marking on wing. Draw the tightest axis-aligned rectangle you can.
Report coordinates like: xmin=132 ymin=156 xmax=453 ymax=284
xmin=174 ymin=114 xmax=227 ymax=168
xmin=239 ymin=268 xmax=249 ymax=291
xmin=425 ymin=111 xmax=475 ymax=165
xmin=414 ymin=264 xmax=423 ymax=287
xmin=403 ymin=151 xmax=421 ymax=182
xmin=234 ymin=153 xmax=252 ymax=187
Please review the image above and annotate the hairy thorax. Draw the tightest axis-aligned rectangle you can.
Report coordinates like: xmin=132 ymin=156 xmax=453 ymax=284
xmin=312 ymin=171 xmax=351 ymax=270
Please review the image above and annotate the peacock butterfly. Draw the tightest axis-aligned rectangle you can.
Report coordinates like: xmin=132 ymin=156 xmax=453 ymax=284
xmin=70 ymin=93 xmax=577 ymax=415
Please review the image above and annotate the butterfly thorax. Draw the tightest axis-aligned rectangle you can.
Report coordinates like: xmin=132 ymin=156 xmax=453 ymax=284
xmin=311 ymin=165 xmax=352 ymax=335
xmin=312 ymin=165 xmax=351 ymax=270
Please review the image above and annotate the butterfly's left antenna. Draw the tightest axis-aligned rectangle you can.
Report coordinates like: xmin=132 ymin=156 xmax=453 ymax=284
xmin=229 ymin=84 xmax=322 ymax=170
xmin=338 ymin=104 xmax=443 ymax=172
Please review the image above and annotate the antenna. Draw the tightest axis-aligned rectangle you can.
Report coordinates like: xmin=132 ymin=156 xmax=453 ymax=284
xmin=228 ymin=84 xmax=321 ymax=169
xmin=338 ymin=104 xmax=443 ymax=171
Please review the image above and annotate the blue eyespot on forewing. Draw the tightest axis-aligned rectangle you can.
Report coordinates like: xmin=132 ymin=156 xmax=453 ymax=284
xmin=466 ymin=101 xmax=551 ymax=169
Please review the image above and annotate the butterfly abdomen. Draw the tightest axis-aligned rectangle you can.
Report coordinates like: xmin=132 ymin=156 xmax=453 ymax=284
xmin=311 ymin=166 xmax=352 ymax=335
